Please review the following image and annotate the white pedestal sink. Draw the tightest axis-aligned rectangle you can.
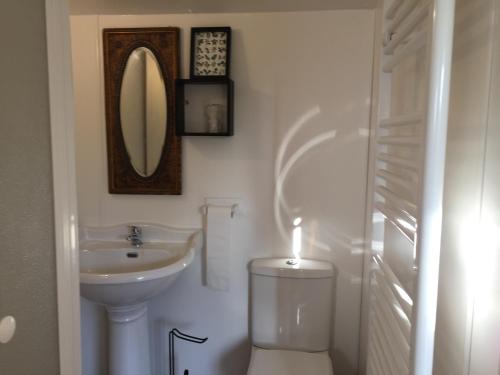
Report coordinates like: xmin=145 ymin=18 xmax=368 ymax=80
xmin=79 ymin=224 xmax=202 ymax=375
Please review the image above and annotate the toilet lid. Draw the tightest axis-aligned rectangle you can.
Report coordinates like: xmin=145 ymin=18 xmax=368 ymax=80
xmin=247 ymin=348 xmax=334 ymax=375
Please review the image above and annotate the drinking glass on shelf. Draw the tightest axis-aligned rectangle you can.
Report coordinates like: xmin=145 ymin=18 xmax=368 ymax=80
xmin=205 ymin=104 xmax=223 ymax=133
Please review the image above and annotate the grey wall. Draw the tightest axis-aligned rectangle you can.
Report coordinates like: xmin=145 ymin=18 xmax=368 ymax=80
xmin=0 ymin=1 xmax=60 ymax=374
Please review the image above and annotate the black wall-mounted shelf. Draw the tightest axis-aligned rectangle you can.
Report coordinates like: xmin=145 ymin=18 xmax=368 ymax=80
xmin=175 ymin=77 xmax=234 ymax=136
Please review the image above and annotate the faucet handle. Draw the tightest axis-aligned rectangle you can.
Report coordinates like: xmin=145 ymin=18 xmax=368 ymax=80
xmin=128 ymin=225 xmax=142 ymax=236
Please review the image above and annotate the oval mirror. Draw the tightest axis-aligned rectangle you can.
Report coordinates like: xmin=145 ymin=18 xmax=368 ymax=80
xmin=120 ymin=47 xmax=167 ymax=177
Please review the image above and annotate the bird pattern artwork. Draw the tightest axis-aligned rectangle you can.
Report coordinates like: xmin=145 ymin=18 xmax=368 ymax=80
xmin=194 ymin=32 xmax=228 ymax=76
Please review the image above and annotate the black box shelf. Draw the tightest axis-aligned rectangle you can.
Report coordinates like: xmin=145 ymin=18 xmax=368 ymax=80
xmin=175 ymin=77 xmax=234 ymax=136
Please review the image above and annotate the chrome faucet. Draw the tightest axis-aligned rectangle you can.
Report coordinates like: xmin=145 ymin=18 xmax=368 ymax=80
xmin=127 ymin=225 xmax=143 ymax=248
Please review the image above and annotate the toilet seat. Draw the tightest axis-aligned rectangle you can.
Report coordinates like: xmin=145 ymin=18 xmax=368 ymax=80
xmin=247 ymin=347 xmax=334 ymax=375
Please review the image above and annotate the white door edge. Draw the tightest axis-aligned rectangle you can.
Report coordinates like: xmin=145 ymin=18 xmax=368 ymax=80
xmin=45 ymin=0 xmax=82 ymax=374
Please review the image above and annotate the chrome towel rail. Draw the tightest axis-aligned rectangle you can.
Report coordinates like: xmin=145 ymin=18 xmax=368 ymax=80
xmin=375 ymin=202 xmax=416 ymax=242
xmin=378 ymin=135 xmax=421 ymax=146
xmin=384 ymin=2 xmax=430 ymax=55
xmin=365 ymin=1 xmax=455 ymax=375
xmin=377 ymin=169 xmax=416 ymax=192
xmin=386 ymin=0 xmax=420 ymax=35
xmin=379 ymin=112 xmax=424 ymax=128
xmin=385 ymin=0 xmax=404 ymax=20
xmin=373 ymin=255 xmax=414 ymax=318
xmin=376 ymin=186 xmax=417 ymax=217
xmin=374 ymin=271 xmax=412 ymax=340
xmin=378 ymin=153 xmax=419 ymax=171
xmin=383 ymin=29 xmax=428 ymax=72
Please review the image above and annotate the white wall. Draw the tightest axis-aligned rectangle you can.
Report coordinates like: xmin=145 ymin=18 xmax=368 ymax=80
xmin=433 ymin=0 xmax=500 ymax=374
xmin=467 ymin=1 xmax=500 ymax=372
xmin=432 ymin=0 xmax=494 ymax=374
xmin=71 ymin=11 xmax=374 ymax=375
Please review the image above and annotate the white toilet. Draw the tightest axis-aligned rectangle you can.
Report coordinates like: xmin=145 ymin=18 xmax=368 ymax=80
xmin=247 ymin=258 xmax=335 ymax=375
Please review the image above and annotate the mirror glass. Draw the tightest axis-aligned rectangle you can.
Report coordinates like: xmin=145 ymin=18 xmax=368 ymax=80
xmin=120 ymin=47 xmax=167 ymax=177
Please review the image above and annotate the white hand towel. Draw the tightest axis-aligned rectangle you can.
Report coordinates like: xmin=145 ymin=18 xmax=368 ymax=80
xmin=205 ymin=205 xmax=232 ymax=291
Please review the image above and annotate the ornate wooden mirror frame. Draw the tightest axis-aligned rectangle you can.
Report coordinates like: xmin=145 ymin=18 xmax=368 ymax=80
xmin=103 ymin=27 xmax=181 ymax=194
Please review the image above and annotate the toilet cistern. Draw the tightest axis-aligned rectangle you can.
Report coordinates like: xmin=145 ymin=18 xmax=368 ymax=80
xmin=247 ymin=258 xmax=335 ymax=375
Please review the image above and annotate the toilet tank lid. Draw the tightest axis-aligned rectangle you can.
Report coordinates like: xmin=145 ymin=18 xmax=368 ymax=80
xmin=250 ymin=258 xmax=334 ymax=279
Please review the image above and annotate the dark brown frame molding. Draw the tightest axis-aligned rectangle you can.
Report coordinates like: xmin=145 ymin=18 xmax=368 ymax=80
xmin=103 ymin=27 xmax=181 ymax=194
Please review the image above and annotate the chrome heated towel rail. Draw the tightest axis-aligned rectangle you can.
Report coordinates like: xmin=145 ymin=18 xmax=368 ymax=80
xmin=363 ymin=1 xmax=455 ymax=375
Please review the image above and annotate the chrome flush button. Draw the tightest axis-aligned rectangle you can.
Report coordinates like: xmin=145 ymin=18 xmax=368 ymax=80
xmin=286 ymin=259 xmax=298 ymax=266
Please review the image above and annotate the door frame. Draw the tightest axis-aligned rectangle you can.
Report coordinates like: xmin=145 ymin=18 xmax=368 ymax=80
xmin=45 ymin=0 xmax=82 ymax=374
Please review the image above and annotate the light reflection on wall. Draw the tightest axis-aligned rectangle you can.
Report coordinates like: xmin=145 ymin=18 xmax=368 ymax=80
xmin=273 ymin=106 xmax=369 ymax=258
xmin=273 ymin=106 xmax=340 ymax=253
xmin=460 ymin=213 xmax=498 ymax=320
xmin=292 ymin=217 xmax=303 ymax=259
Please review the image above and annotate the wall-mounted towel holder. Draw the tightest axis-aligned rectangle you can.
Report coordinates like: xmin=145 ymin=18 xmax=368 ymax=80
xmin=201 ymin=203 xmax=239 ymax=218
xmin=201 ymin=197 xmax=242 ymax=218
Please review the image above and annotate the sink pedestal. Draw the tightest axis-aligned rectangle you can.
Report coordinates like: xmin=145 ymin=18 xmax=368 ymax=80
xmin=80 ymin=224 xmax=203 ymax=375
xmin=107 ymin=303 xmax=151 ymax=375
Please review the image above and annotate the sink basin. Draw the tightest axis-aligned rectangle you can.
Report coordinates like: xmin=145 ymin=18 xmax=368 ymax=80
xmin=79 ymin=223 xmax=202 ymax=375
xmin=80 ymin=240 xmax=198 ymax=306
xmin=80 ymin=223 xmax=201 ymax=306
